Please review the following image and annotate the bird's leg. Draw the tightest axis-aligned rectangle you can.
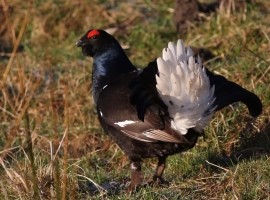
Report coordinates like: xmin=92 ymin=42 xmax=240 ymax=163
xmin=152 ymin=156 xmax=168 ymax=185
xmin=128 ymin=160 xmax=142 ymax=191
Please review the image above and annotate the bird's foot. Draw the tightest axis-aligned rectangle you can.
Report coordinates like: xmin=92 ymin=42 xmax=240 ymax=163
xmin=148 ymin=176 xmax=169 ymax=187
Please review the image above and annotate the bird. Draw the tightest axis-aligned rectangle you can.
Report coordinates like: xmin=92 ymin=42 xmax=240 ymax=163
xmin=76 ymin=29 xmax=262 ymax=191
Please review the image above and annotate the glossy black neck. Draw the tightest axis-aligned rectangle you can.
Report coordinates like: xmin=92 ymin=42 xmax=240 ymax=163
xmin=92 ymin=46 xmax=137 ymax=104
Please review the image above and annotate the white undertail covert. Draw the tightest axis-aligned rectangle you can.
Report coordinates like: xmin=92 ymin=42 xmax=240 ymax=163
xmin=156 ymin=40 xmax=216 ymax=135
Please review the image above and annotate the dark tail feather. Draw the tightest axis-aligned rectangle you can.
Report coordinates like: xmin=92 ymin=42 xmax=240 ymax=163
xmin=206 ymin=69 xmax=262 ymax=117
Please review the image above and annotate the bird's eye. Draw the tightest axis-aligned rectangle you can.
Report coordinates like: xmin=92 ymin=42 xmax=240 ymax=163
xmin=91 ymin=35 xmax=98 ymax=39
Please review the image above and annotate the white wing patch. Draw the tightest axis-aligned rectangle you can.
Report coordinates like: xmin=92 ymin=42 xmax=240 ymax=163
xmin=156 ymin=39 xmax=216 ymax=135
xmin=115 ymin=120 xmax=136 ymax=127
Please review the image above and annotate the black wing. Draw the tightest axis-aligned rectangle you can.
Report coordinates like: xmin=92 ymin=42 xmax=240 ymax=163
xmin=129 ymin=60 xmax=168 ymax=121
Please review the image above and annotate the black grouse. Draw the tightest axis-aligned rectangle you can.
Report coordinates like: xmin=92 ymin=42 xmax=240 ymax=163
xmin=76 ymin=29 xmax=262 ymax=191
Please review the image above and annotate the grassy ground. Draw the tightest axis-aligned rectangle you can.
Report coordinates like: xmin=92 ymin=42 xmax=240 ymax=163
xmin=0 ymin=0 xmax=269 ymax=199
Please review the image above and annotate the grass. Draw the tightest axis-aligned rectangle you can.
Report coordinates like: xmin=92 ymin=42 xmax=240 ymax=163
xmin=0 ymin=0 xmax=270 ymax=199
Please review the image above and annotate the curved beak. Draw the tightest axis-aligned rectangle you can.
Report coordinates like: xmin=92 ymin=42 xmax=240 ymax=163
xmin=76 ymin=40 xmax=84 ymax=47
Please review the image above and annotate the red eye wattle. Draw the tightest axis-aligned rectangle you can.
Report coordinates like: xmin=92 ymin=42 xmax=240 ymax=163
xmin=87 ymin=29 xmax=100 ymax=39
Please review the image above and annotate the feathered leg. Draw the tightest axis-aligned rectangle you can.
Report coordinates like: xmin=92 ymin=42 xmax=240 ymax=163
xmin=128 ymin=160 xmax=142 ymax=191
xmin=151 ymin=156 xmax=168 ymax=185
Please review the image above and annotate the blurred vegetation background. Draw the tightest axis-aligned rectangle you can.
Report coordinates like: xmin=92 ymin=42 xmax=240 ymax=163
xmin=0 ymin=0 xmax=269 ymax=199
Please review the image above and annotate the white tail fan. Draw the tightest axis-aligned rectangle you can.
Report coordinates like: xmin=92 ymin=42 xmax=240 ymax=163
xmin=156 ymin=40 xmax=216 ymax=135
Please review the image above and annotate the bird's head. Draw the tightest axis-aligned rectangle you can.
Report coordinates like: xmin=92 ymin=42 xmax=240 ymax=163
xmin=76 ymin=29 xmax=118 ymax=57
